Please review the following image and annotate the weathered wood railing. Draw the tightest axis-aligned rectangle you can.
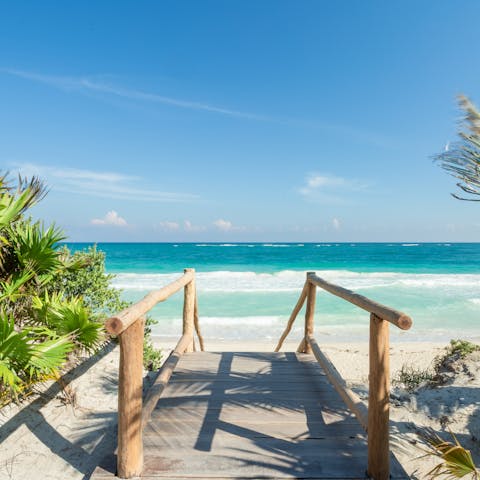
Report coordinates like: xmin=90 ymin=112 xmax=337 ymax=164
xmin=275 ymin=271 xmax=413 ymax=480
xmin=105 ymin=268 xmax=203 ymax=479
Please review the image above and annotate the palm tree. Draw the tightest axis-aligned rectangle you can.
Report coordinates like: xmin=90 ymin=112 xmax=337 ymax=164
xmin=435 ymin=95 xmax=480 ymax=201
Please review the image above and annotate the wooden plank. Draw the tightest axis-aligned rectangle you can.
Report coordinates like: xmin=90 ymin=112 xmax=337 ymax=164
xmin=168 ymin=376 xmax=331 ymax=385
xmin=143 ymin=420 xmax=363 ymax=439
xmin=159 ymin=386 xmax=344 ymax=397
xmin=149 ymin=407 xmax=332 ymax=425
xmin=172 ymin=366 xmax=322 ymax=372
xmin=141 ymin=440 xmax=369 ymax=478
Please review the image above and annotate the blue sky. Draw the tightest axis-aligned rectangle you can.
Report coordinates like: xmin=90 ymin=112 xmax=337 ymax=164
xmin=1 ymin=1 xmax=480 ymax=242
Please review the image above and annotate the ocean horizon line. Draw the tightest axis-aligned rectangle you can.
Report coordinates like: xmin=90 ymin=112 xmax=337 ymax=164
xmin=63 ymin=241 xmax=479 ymax=245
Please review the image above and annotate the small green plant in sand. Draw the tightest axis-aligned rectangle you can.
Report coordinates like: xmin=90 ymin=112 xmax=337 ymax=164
xmin=445 ymin=339 xmax=479 ymax=359
xmin=395 ymin=339 xmax=479 ymax=392
xmin=419 ymin=429 xmax=479 ymax=479
xmin=393 ymin=364 xmax=435 ymax=392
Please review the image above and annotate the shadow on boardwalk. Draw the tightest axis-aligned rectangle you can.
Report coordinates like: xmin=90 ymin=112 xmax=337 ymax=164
xmin=136 ymin=351 xmax=408 ymax=479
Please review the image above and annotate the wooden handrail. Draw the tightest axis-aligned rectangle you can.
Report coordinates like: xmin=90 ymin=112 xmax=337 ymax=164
xmin=109 ymin=268 xmax=201 ymax=479
xmin=307 ymin=335 xmax=368 ymax=430
xmin=307 ymin=273 xmax=412 ymax=330
xmin=276 ymin=271 xmax=413 ymax=480
xmin=106 ymin=269 xmax=195 ymax=335
xmin=142 ymin=333 xmax=193 ymax=428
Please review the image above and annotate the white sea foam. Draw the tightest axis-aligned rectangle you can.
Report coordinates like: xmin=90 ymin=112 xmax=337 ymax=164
xmin=111 ymin=269 xmax=480 ymax=294
xmin=262 ymin=244 xmax=291 ymax=247
xmin=150 ymin=314 xmax=463 ymax=342
xmin=402 ymin=243 xmax=419 ymax=247
xmin=196 ymin=243 xmax=241 ymax=247
xmin=196 ymin=316 xmax=281 ymax=326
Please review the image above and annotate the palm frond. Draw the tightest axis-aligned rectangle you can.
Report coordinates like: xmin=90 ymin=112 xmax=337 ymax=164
xmin=29 ymin=335 xmax=74 ymax=377
xmin=0 ymin=174 xmax=47 ymax=228
xmin=435 ymin=95 xmax=480 ymax=201
xmin=32 ymin=293 xmax=105 ymax=353
xmin=10 ymin=221 xmax=65 ymax=276
xmin=458 ymin=94 xmax=480 ymax=136
xmin=0 ymin=270 xmax=35 ymax=302
xmin=420 ymin=428 xmax=479 ymax=479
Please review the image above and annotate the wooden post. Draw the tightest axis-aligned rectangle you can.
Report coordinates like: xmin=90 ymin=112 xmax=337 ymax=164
xmin=367 ymin=313 xmax=390 ymax=480
xmin=194 ymin=289 xmax=205 ymax=351
xmin=117 ymin=316 xmax=145 ymax=478
xmin=183 ymin=268 xmax=195 ymax=353
xmin=301 ymin=272 xmax=316 ymax=354
xmin=275 ymin=281 xmax=308 ymax=352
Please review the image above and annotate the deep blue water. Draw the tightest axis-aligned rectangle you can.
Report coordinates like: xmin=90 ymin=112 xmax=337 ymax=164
xmin=67 ymin=242 xmax=480 ymax=274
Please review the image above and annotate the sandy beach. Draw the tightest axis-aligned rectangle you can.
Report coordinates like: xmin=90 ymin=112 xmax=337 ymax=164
xmin=1 ymin=338 xmax=476 ymax=479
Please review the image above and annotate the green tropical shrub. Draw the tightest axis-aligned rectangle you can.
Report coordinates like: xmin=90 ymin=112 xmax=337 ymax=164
xmin=0 ymin=311 xmax=73 ymax=399
xmin=31 ymin=293 xmax=104 ymax=353
xmin=0 ymin=173 xmax=105 ymax=401
xmin=49 ymin=245 xmax=129 ymax=317
xmin=0 ymin=172 xmax=163 ymax=401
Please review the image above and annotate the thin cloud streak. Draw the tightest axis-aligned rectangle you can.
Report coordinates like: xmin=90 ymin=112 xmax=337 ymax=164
xmin=13 ymin=163 xmax=198 ymax=203
xmin=2 ymin=68 xmax=391 ymax=146
xmin=2 ymin=68 xmax=269 ymax=121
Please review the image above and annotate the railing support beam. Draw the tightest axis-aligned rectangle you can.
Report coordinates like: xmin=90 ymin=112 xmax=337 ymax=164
xmin=367 ymin=313 xmax=390 ymax=480
xmin=183 ymin=268 xmax=195 ymax=353
xmin=299 ymin=272 xmax=316 ymax=354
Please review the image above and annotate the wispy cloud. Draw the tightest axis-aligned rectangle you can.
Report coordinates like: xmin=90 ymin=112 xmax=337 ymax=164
xmin=2 ymin=68 xmax=391 ymax=146
xmin=184 ymin=220 xmax=206 ymax=232
xmin=299 ymin=173 xmax=369 ymax=204
xmin=12 ymin=162 xmax=197 ymax=202
xmin=332 ymin=217 xmax=341 ymax=230
xmin=157 ymin=220 xmax=206 ymax=233
xmin=91 ymin=210 xmax=128 ymax=227
xmin=212 ymin=218 xmax=245 ymax=232
xmin=2 ymin=68 xmax=268 ymax=120
xmin=158 ymin=221 xmax=180 ymax=231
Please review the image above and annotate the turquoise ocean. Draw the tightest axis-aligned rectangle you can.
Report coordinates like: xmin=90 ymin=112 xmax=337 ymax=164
xmin=67 ymin=243 xmax=480 ymax=343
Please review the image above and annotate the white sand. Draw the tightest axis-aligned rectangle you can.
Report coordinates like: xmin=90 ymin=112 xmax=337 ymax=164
xmin=0 ymin=343 xmax=121 ymax=480
xmin=0 ymin=338 xmax=477 ymax=479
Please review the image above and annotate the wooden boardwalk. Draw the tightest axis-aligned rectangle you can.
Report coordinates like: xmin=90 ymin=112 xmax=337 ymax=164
xmin=93 ymin=351 xmax=408 ymax=479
